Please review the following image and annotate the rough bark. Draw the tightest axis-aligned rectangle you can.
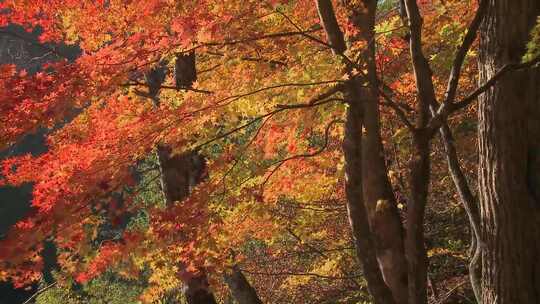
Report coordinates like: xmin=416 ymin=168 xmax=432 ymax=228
xmin=223 ymin=265 xmax=263 ymax=304
xmin=478 ymin=0 xmax=540 ymax=303
xmin=342 ymin=2 xmax=408 ymax=303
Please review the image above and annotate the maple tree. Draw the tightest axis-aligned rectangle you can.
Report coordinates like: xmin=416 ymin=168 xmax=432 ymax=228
xmin=0 ymin=0 xmax=539 ymax=303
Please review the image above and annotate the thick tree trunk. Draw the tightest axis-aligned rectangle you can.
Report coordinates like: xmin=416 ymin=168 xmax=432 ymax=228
xmin=478 ymin=1 xmax=540 ymax=302
xmin=223 ymin=265 xmax=263 ymax=304
xmin=341 ymin=2 xmax=409 ymax=303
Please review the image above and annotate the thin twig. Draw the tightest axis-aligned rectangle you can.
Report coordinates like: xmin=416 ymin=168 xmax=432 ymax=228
xmin=22 ymin=281 xmax=58 ymax=304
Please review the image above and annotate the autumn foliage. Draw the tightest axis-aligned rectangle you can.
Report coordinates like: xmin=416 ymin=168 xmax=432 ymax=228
xmin=0 ymin=0 xmax=493 ymax=303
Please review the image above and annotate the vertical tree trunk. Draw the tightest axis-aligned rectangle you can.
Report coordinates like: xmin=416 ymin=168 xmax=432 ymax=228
xmin=401 ymin=1 xmax=439 ymax=302
xmin=405 ymin=133 xmax=430 ymax=304
xmin=342 ymin=2 xmax=409 ymax=303
xmin=343 ymin=89 xmax=396 ymax=304
xmin=316 ymin=1 xmax=396 ymax=303
xmin=478 ymin=1 xmax=540 ymax=302
xmin=151 ymin=54 xmax=261 ymax=304
xmin=156 ymin=148 xmax=218 ymax=304
xmin=143 ymin=56 xmax=218 ymax=304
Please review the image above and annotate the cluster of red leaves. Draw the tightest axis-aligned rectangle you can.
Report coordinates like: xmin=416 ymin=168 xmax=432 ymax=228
xmin=0 ymin=62 xmax=89 ymax=148
xmin=0 ymin=0 xmax=351 ymax=293
xmin=75 ymin=242 xmax=124 ymax=283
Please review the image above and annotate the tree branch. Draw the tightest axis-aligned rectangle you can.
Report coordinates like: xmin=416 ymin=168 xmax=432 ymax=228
xmin=403 ymin=0 xmax=438 ymax=129
xmin=443 ymin=0 xmax=488 ymax=105
xmin=428 ymin=55 xmax=540 ymax=131
xmin=379 ymin=89 xmax=415 ymax=130
xmin=22 ymin=282 xmax=58 ymax=304
xmin=261 ymin=118 xmax=344 ymax=187
xmin=193 ymin=90 xmax=342 ymax=151
xmin=315 ymin=0 xmax=347 ymax=54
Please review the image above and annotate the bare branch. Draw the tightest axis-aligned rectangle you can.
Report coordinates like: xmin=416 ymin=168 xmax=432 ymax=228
xmin=428 ymin=56 xmax=540 ymax=131
xmin=379 ymin=90 xmax=415 ymax=130
xmin=240 ymin=268 xmax=362 ymax=280
xmin=270 ymin=3 xmax=334 ymax=50
xmin=404 ymin=0 xmax=438 ymax=128
xmin=124 ymin=81 xmax=213 ymax=94
xmin=315 ymin=0 xmax=347 ymax=54
xmin=443 ymin=0 xmax=488 ymax=105
xmin=22 ymin=282 xmax=57 ymax=304
xmin=202 ymin=28 xmax=323 ymax=48
xmin=193 ymin=90 xmax=342 ymax=150
xmin=261 ymin=118 xmax=344 ymax=186
xmin=205 ymin=50 xmax=287 ymax=67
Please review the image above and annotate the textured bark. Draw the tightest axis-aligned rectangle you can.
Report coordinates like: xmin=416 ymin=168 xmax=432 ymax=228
xmin=223 ymin=265 xmax=263 ymax=304
xmin=478 ymin=1 xmax=540 ymax=303
xmin=342 ymin=2 xmax=408 ymax=303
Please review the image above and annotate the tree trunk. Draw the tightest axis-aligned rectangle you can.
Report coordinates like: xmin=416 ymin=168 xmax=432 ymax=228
xmin=342 ymin=85 xmax=396 ymax=304
xmin=343 ymin=0 xmax=408 ymax=304
xmin=401 ymin=1 xmax=438 ymax=302
xmin=183 ymin=272 xmax=218 ymax=304
xmin=405 ymin=133 xmax=430 ymax=304
xmin=156 ymin=148 xmax=217 ymax=304
xmin=342 ymin=2 xmax=409 ymax=303
xmin=316 ymin=1 xmax=396 ymax=303
xmin=440 ymin=124 xmax=482 ymax=302
xmin=223 ymin=265 xmax=263 ymax=304
xmin=478 ymin=1 xmax=540 ymax=302
xmin=146 ymin=51 xmax=262 ymax=304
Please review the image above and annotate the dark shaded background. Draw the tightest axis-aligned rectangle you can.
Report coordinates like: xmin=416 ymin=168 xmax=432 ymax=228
xmin=0 ymin=24 xmax=79 ymax=304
